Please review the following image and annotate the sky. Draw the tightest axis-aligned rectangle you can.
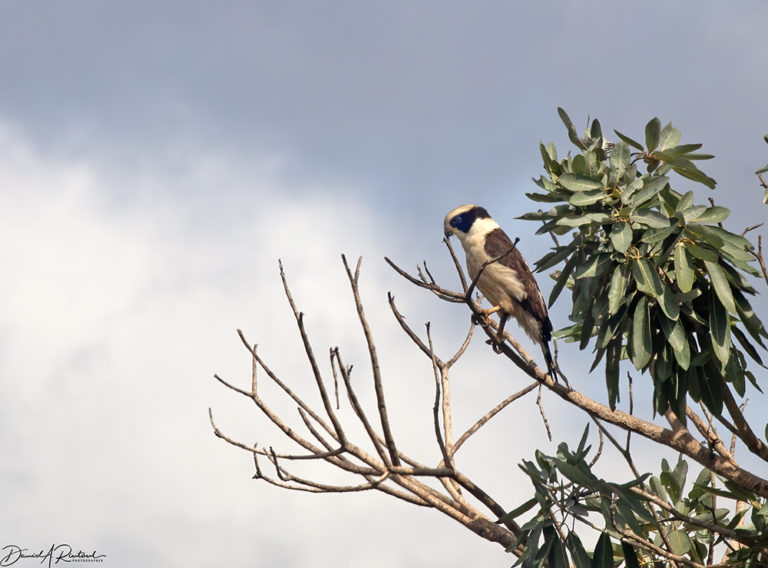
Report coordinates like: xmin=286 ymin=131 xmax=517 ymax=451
xmin=1 ymin=2 xmax=767 ymax=567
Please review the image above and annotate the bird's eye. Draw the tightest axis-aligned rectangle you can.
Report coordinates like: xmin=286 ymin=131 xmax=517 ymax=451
xmin=450 ymin=215 xmax=462 ymax=227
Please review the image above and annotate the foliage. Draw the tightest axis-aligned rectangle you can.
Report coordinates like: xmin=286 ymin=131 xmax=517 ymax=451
xmin=521 ymin=109 xmax=768 ymax=417
xmin=506 ymin=110 xmax=768 ymax=567
xmin=507 ymin=426 xmax=768 ymax=567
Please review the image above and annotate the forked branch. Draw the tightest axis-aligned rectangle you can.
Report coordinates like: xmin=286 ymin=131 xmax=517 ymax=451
xmin=211 ymin=257 xmax=535 ymax=553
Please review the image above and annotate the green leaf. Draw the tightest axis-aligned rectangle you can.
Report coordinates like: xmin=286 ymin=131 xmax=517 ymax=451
xmin=654 ymin=142 xmax=702 ymax=157
xmin=548 ymin=533 xmax=567 ymax=568
xmin=645 ymin=118 xmax=661 ymax=152
xmin=659 ymin=286 xmax=680 ymax=320
xmin=686 ymin=242 xmax=718 ymax=262
xmin=608 ymin=264 xmax=628 ymax=314
xmin=548 ymin=252 xmax=580 ymax=307
xmin=633 ymin=209 xmax=670 ymax=229
xmin=559 ymin=173 xmax=604 ymax=192
xmin=575 ymin=254 xmax=611 ymax=279
xmin=671 ymin=456 xmax=688 ymax=501
xmin=610 ymin=141 xmax=630 ymax=176
xmin=731 ymin=325 xmax=764 ymax=367
xmin=613 ymin=129 xmax=643 ymax=151
xmin=631 ymin=296 xmax=652 ymax=369
xmin=677 ymin=190 xmax=695 ymax=212
xmin=680 ymin=205 xmax=708 ymax=223
xmin=572 ymin=153 xmax=589 ymax=175
xmin=610 ymin=222 xmax=632 ymax=253
xmin=704 ymin=260 xmax=736 ymax=314
xmin=734 ymin=289 xmax=768 ymax=347
xmin=525 ymin=191 xmax=564 ymax=203
xmin=569 ymin=189 xmax=606 ymax=206
xmin=631 ymin=258 xmax=664 ymax=298
xmin=708 ymin=287 xmax=731 ymax=365
xmin=556 ymin=213 xmax=611 ymax=227
xmin=539 ymin=142 xmax=559 ymax=174
xmin=649 ymin=476 xmax=668 ymax=500
xmin=592 ymin=533 xmax=614 ymax=568
xmin=627 ymin=175 xmax=669 ymax=206
xmin=658 ymin=122 xmax=682 ymax=151
xmin=700 ymin=364 xmax=725 ymax=415
xmin=666 ymin=157 xmax=717 ymax=189
xmin=536 ymin=242 xmax=578 ymax=271
xmin=590 ymin=118 xmax=602 ymax=139
xmin=566 ymin=534 xmax=592 ymax=568
xmin=667 ymin=530 xmax=692 ymax=555
xmin=621 ymin=543 xmax=640 ymax=568
xmin=606 ymin=337 xmax=621 ymax=410
xmin=691 ymin=224 xmax=752 ymax=252
xmin=674 ymin=244 xmax=695 ymax=293
xmin=691 ymin=205 xmax=730 ymax=224
xmin=558 ymin=107 xmax=587 ymax=150
xmin=640 ymin=224 xmax=678 ymax=245
xmin=499 ymin=497 xmax=538 ymax=523
xmin=660 ymin=316 xmax=690 ymax=370
xmin=724 ymin=353 xmax=746 ymax=396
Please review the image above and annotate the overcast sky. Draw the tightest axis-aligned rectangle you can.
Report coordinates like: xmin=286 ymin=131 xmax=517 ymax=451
xmin=2 ymin=2 xmax=767 ymax=567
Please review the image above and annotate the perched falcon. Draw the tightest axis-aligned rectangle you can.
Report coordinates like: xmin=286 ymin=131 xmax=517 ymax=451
xmin=443 ymin=204 xmax=557 ymax=382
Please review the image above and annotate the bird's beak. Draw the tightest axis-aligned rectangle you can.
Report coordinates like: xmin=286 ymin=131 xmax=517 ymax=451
xmin=444 ymin=229 xmax=453 ymax=238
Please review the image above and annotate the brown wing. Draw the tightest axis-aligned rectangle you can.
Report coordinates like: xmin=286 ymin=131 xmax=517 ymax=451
xmin=483 ymin=228 xmax=552 ymax=342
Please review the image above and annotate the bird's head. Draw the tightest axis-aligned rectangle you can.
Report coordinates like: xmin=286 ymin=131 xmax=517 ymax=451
xmin=443 ymin=204 xmax=492 ymax=240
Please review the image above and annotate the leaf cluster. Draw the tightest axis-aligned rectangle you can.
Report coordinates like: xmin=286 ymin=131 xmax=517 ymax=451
xmin=505 ymin=428 xmax=768 ymax=567
xmin=522 ymin=109 xmax=768 ymax=416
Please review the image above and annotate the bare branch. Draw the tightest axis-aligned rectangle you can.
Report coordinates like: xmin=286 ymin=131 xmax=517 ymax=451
xmin=720 ymin=378 xmax=768 ymax=463
xmin=387 ymin=293 xmax=443 ymax=363
xmin=333 ymin=348 xmax=391 ymax=466
xmin=425 ymin=323 xmax=452 ymax=469
xmin=251 ymin=343 xmax=258 ymax=396
xmin=754 ymin=234 xmax=768 ymax=287
xmin=236 ymin=329 xmax=336 ymax=440
xmin=686 ymin=404 xmax=736 ymax=463
xmin=384 ymin=256 xmax=465 ymax=302
xmin=278 ymin=261 xmax=347 ymax=445
xmin=342 ymin=255 xmax=401 ymax=466
xmin=536 ymin=384 xmax=553 ymax=442
xmin=446 ymin=317 xmax=475 ymax=368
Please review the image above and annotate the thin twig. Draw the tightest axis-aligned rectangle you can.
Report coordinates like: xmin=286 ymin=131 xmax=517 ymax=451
xmin=426 ymin=322 xmax=452 ymax=469
xmin=279 ymin=261 xmax=347 ymax=446
xmin=251 ymin=343 xmax=258 ymax=396
xmin=342 ymin=255 xmax=401 ymax=466
xmin=536 ymin=384 xmax=553 ymax=442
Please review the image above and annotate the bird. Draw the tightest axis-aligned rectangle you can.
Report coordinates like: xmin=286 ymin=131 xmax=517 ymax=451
xmin=443 ymin=204 xmax=557 ymax=382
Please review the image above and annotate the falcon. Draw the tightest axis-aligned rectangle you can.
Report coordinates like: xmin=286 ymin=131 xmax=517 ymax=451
xmin=443 ymin=204 xmax=557 ymax=381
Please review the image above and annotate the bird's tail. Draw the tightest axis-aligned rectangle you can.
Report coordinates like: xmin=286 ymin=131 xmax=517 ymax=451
xmin=542 ymin=341 xmax=558 ymax=383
